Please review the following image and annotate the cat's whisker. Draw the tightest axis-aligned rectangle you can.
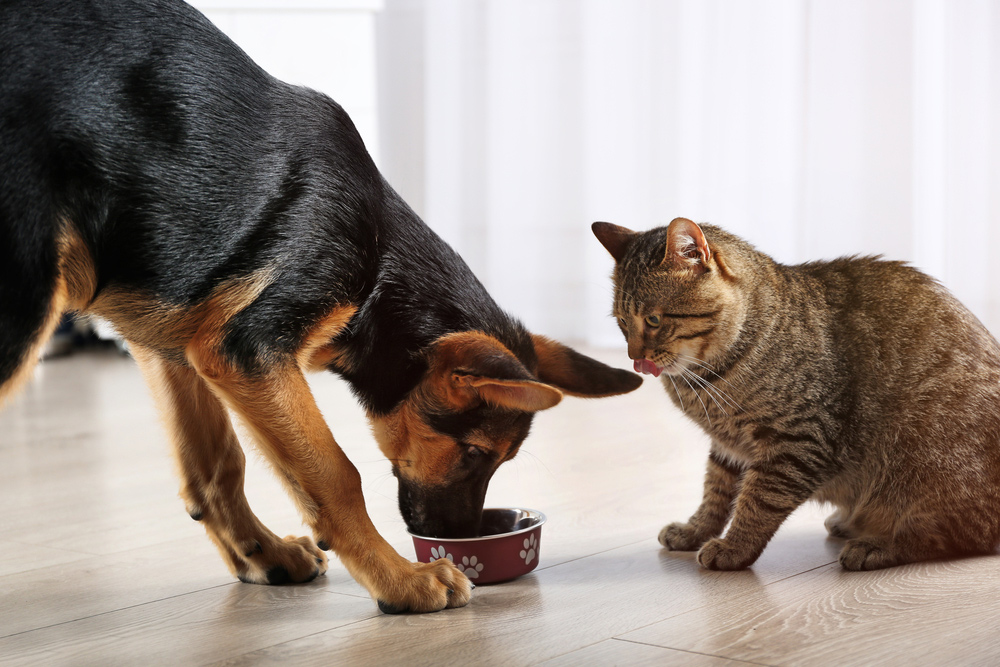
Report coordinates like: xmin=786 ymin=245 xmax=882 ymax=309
xmin=680 ymin=372 xmax=712 ymax=426
xmin=702 ymin=379 xmax=743 ymax=413
xmin=677 ymin=363 xmax=744 ymax=413
xmin=675 ymin=352 xmax=713 ymax=368
xmin=677 ymin=353 xmax=747 ymax=392
xmin=676 ymin=366 xmax=743 ymax=412
xmin=666 ymin=374 xmax=686 ymax=412
xmin=674 ymin=353 xmax=745 ymax=412
xmin=706 ymin=380 xmax=741 ymax=415
xmin=713 ymin=386 xmax=743 ymax=413
xmin=682 ymin=368 xmax=730 ymax=417
xmin=687 ymin=371 xmax=729 ymax=416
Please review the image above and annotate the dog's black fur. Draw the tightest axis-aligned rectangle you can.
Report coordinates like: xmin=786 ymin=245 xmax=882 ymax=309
xmin=1 ymin=0 xmax=640 ymax=612
xmin=2 ymin=0 xmax=542 ymax=403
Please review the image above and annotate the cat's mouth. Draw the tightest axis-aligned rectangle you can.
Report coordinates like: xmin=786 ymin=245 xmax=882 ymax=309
xmin=634 ymin=358 xmax=664 ymax=377
xmin=634 ymin=356 xmax=688 ymax=377
xmin=632 ymin=359 xmax=662 ymax=377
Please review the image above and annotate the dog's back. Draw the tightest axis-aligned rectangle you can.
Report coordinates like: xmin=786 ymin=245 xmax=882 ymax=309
xmin=0 ymin=0 xmax=383 ymax=394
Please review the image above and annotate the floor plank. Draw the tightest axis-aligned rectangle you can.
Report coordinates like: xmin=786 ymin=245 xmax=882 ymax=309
xmin=539 ymin=639 xmax=759 ymax=666
xmin=0 ymin=540 xmax=92 ymax=578
xmin=619 ymin=555 xmax=1000 ymax=665
xmin=0 ymin=582 xmax=373 ymax=666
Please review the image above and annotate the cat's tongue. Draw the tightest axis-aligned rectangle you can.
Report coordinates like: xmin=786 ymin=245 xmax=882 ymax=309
xmin=633 ymin=359 xmax=661 ymax=377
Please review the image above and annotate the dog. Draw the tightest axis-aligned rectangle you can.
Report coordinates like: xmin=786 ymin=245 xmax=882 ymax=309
xmin=0 ymin=0 xmax=641 ymax=613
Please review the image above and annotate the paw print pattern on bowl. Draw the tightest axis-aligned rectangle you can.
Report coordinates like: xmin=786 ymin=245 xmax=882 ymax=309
xmin=460 ymin=555 xmax=484 ymax=578
xmin=410 ymin=508 xmax=545 ymax=584
xmin=429 ymin=545 xmax=453 ymax=562
xmin=519 ymin=533 xmax=537 ymax=565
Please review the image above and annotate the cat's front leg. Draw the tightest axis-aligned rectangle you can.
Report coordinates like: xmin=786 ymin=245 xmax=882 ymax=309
xmin=660 ymin=450 xmax=741 ymax=551
xmin=697 ymin=448 xmax=830 ymax=570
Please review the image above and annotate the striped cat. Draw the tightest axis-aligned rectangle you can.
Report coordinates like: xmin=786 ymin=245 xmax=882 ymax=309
xmin=593 ymin=217 xmax=1000 ymax=570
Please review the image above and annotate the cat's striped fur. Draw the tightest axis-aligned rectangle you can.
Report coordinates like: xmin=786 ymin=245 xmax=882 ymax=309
xmin=593 ymin=217 xmax=1000 ymax=570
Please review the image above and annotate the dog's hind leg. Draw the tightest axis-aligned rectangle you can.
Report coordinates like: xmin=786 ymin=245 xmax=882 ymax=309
xmin=0 ymin=213 xmax=95 ymax=407
xmin=0 ymin=279 xmax=64 ymax=408
xmin=130 ymin=344 xmax=329 ymax=585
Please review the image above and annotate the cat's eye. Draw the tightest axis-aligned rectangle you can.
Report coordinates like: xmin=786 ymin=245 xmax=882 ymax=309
xmin=645 ymin=314 xmax=661 ymax=328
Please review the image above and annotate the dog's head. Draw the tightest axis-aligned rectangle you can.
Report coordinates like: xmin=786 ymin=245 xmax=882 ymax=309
xmin=370 ymin=331 xmax=642 ymax=538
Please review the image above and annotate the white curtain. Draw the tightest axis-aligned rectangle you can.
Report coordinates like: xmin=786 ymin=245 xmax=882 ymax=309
xmin=376 ymin=0 xmax=1000 ymax=347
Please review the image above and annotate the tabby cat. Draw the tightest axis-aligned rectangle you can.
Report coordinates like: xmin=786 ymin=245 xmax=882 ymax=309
xmin=593 ymin=217 xmax=1000 ymax=570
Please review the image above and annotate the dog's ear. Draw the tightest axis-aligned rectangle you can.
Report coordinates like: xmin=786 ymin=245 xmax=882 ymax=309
xmin=592 ymin=221 xmax=639 ymax=262
xmin=427 ymin=332 xmax=563 ymax=412
xmin=532 ymin=334 xmax=643 ymax=397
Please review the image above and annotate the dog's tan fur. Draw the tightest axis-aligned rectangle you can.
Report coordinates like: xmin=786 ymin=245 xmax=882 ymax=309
xmin=0 ymin=224 xmax=96 ymax=407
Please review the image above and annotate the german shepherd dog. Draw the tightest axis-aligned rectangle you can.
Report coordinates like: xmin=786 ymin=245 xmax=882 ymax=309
xmin=0 ymin=0 xmax=640 ymax=613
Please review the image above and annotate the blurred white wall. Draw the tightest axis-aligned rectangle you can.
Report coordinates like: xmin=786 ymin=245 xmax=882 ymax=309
xmin=193 ymin=0 xmax=384 ymax=160
xmin=376 ymin=0 xmax=1000 ymax=347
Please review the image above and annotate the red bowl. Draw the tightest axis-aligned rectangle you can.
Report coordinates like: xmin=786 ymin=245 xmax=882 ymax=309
xmin=409 ymin=508 xmax=546 ymax=585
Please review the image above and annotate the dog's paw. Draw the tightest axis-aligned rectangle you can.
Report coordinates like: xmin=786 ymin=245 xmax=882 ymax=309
xmin=236 ymin=535 xmax=328 ymax=585
xmin=839 ymin=537 xmax=897 ymax=571
xmin=659 ymin=522 xmax=708 ymax=551
xmin=376 ymin=558 xmax=473 ymax=614
xmin=696 ymin=537 xmax=757 ymax=570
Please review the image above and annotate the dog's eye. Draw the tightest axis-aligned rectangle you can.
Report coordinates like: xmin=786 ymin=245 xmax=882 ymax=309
xmin=464 ymin=445 xmax=484 ymax=460
xmin=645 ymin=314 xmax=661 ymax=328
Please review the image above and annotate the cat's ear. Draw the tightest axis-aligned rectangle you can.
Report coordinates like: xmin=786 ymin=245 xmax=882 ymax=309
xmin=531 ymin=334 xmax=643 ymax=397
xmin=592 ymin=222 xmax=639 ymax=263
xmin=427 ymin=332 xmax=563 ymax=412
xmin=664 ymin=217 xmax=712 ymax=273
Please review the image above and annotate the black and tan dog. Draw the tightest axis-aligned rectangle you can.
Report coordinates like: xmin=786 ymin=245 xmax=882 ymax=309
xmin=0 ymin=0 xmax=640 ymax=613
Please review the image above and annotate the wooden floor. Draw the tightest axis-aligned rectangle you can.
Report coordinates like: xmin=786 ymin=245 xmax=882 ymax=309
xmin=1 ymin=347 xmax=999 ymax=665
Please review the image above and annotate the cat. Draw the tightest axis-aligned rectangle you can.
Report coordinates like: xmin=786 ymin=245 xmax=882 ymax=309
xmin=593 ymin=217 xmax=1000 ymax=570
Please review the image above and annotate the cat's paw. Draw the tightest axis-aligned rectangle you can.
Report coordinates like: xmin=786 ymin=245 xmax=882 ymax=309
xmin=659 ymin=522 xmax=708 ymax=551
xmin=824 ymin=510 xmax=855 ymax=539
xmin=696 ymin=538 xmax=758 ymax=570
xmin=839 ymin=537 xmax=897 ymax=571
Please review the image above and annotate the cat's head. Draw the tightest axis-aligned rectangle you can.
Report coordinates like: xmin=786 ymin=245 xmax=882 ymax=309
xmin=592 ymin=218 xmax=747 ymax=378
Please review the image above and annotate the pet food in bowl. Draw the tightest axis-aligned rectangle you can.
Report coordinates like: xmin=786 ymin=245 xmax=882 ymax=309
xmin=409 ymin=508 xmax=545 ymax=584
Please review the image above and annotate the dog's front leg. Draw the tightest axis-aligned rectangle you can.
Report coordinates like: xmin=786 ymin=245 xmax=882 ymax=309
xmin=186 ymin=340 xmax=472 ymax=613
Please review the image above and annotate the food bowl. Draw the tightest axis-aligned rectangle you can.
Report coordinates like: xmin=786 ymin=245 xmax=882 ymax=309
xmin=409 ymin=508 xmax=546 ymax=585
